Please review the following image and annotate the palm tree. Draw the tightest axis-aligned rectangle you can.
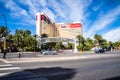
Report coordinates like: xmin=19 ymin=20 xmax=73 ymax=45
xmin=86 ymin=37 xmax=94 ymax=49
xmin=24 ymin=30 xmax=31 ymax=36
xmin=41 ymin=33 xmax=48 ymax=38
xmin=13 ymin=29 xmax=24 ymax=47
xmin=7 ymin=34 xmax=13 ymax=41
xmin=100 ymin=39 xmax=108 ymax=47
xmin=76 ymin=35 xmax=85 ymax=51
xmin=76 ymin=35 xmax=83 ymax=44
xmin=114 ymin=40 xmax=120 ymax=49
xmin=94 ymin=34 xmax=102 ymax=46
xmin=0 ymin=26 xmax=10 ymax=38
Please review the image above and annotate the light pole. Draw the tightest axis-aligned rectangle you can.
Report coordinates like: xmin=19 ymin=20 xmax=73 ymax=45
xmin=2 ymin=14 xmax=7 ymax=58
xmin=2 ymin=14 xmax=7 ymax=27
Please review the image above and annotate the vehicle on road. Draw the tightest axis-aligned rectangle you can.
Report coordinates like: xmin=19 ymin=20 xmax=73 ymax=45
xmin=94 ymin=47 xmax=105 ymax=53
xmin=41 ymin=50 xmax=57 ymax=55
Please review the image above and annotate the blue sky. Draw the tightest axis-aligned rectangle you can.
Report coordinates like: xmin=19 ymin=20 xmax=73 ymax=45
xmin=0 ymin=0 xmax=120 ymax=42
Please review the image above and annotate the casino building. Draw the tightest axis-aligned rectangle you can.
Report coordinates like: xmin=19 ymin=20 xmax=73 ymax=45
xmin=56 ymin=22 xmax=82 ymax=39
xmin=36 ymin=12 xmax=82 ymax=39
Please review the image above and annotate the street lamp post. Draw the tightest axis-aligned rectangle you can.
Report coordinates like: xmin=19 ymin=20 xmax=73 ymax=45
xmin=2 ymin=14 xmax=7 ymax=27
xmin=2 ymin=14 xmax=7 ymax=58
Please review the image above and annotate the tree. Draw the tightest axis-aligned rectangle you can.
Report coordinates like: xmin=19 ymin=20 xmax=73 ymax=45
xmin=13 ymin=29 xmax=23 ymax=47
xmin=94 ymin=34 xmax=102 ymax=46
xmin=13 ymin=29 xmax=38 ymax=51
xmin=24 ymin=35 xmax=36 ymax=51
xmin=76 ymin=35 xmax=86 ymax=51
xmin=0 ymin=26 xmax=10 ymax=37
xmin=24 ymin=30 xmax=31 ymax=36
xmin=76 ymin=35 xmax=83 ymax=44
xmin=86 ymin=37 xmax=94 ymax=50
xmin=41 ymin=33 xmax=48 ymax=38
xmin=7 ymin=34 xmax=13 ymax=40
xmin=68 ymin=43 xmax=74 ymax=49
xmin=55 ymin=43 xmax=60 ymax=50
xmin=7 ymin=34 xmax=14 ymax=46
xmin=108 ymin=41 xmax=114 ymax=47
xmin=100 ymin=39 xmax=108 ymax=48
xmin=114 ymin=40 xmax=120 ymax=49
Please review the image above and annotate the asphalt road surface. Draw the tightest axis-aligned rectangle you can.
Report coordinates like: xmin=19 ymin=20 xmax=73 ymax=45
xmin=0 ymin=51 xmax=120 ymax=80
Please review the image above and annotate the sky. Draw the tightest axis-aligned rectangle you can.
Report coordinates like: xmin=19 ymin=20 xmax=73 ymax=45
xmin=0 ymin=0 xmax=120 ymax=42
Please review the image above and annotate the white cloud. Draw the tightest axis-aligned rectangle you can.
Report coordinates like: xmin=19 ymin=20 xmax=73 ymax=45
xmin=1 ymin=0 xmax=92 ymax=25
xmin=86 ymin=5 xmax=120 ymax=37
xmin=17 ymin=0 xmax=48 ymax=21
xmin=2 ymin=0 xmax=35 ymax=25
xmin=103 ymin=27 xmax=120 ymax=42
xmin=5 ymin=0 xmax=28 ymax=17
xmin=48 ymin=0 xmax=65 ymax=18
xmin=18 ymin=0 xmax=38 ymax=16
xmin=40 ymin=0 xmax=47 ymax=7
xmin=93 ymin=3 xmax=103 ymax=11
xmin=18 ymin=0 xmax=47 ymax=16
xmin=62 ymin=0 xmax=92 ymax=22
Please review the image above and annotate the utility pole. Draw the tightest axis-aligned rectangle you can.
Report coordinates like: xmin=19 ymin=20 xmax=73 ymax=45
xmin=2 ymin=14 xmax=7 ymax=27
xmin=2 ymin=14 xmax=7 ymax=58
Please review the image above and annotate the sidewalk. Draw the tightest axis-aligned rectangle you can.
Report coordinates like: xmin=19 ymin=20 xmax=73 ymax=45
xmin=0 ymin=51 xmax=92 ymax=63
xmin=78 ymin=51 xmax=94 ymax=54
xmin=4 ymin=56 xmax=85 ymax=63
xmin=0 ymin=51 xmax=119 ymax=64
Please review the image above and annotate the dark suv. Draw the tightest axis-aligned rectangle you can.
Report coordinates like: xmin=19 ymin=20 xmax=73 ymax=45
xmin=94 ymin=47 xmax=105 ymax=53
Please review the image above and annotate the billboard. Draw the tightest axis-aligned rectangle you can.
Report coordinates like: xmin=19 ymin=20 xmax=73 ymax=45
xmin=58 ymin=22 xmax=82 ymax=39
xmin=69 ymin=23 xmax=82 ymax=28
xmin=59 ymin=23 xmax=82 ymax=29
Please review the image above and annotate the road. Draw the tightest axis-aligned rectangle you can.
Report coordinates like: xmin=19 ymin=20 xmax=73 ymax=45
xmin=0 ymin=51 xmax=120 ymax=80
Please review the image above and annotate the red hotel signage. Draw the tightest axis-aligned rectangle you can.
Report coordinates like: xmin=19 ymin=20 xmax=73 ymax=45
xmin=41 ymin=15 xmax=46 ymax=20
xmin=36 ymin=15 xmax=46 ymax=21
xmin=69 ymin=23 xmax=82 ymax=28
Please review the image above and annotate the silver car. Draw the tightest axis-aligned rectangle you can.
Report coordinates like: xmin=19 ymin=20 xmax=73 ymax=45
xmin=42 ymin=50 xmax=57 ymax=55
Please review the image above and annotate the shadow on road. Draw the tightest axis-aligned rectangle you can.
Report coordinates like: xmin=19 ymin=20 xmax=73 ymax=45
xmin=103 ymin=76 xmax=120 ymax=80
xmin=0 ymin=67 xmax=76 ymax=80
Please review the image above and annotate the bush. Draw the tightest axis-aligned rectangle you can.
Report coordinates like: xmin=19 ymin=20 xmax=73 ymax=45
xmin=24 ymin=46 xmax=40 ymax=52
xmin=24 ymin=46 xmax=33 ymax=51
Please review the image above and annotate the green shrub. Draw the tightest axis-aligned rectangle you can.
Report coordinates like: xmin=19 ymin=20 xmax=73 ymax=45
xmin=24 ymin=46 xmax=33 ymax=51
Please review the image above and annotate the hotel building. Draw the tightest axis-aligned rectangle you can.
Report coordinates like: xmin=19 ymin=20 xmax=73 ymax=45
xmin=36 ymin=12 xmax=82 ymax=39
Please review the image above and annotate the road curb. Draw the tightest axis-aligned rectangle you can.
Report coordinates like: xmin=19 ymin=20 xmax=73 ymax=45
xmin=5 ymin=56 xmax=84 ymax=63
xmin=1 ymin=53 xmax=85 ymax=63
xmin=1 ymin=53 xmax=119 ymax=63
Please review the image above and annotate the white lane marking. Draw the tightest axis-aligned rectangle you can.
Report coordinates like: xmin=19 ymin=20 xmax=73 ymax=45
xmin=0 ymin=72 xmax=13 ymax=76
xmin=0 ymin=64 xmax=13 ymax=67
xmin=0 ymin=59 xmax=10 ymax=63
xmin=0 ymin=67 xmax=21 ymax=71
